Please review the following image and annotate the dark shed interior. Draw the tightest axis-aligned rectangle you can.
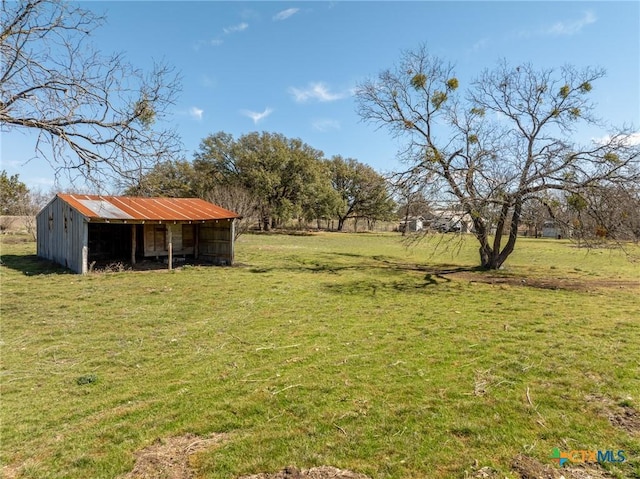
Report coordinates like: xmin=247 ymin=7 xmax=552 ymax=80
xmin=88 ymin=223 xmax=143 ymax=262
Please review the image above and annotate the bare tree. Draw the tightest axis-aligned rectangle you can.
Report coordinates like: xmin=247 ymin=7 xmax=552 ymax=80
xmin=356 ymin=46 xmax=640 ymax=269
xmin=1 ymin=0 xmax=182 ymax=185
xmin=565 ymin=185 xmax=640 ymax=243
xmin=205 ymin=184 xmax=259 ymax=238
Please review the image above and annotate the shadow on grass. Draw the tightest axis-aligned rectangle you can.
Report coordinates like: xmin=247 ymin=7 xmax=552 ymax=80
xmin=246 ymin=251 xmax=482 ymax=293
xmin=323 ymin=266 xmax=481 ymax=295
xmin=0 ymin=254 xmax=72 ymax=276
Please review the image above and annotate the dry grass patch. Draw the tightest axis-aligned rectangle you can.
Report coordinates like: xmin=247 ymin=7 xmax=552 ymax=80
xmin=512 ymin=454 xmax=616 ymax=479
xmin=120 ymin=433 xmax=228 ymax=479
xmin=237 ymin=465 xmax=371 ymax=479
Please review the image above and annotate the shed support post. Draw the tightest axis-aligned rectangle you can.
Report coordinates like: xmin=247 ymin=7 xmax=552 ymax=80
xmin=167 ymin=226 xmax=173 ymax=271
xmin=230 ymin=219 xmax=235 ymax=265
xmin=194 ymin=224 xmax=199 ymax=260
xmin=131 ymin=225 xmax=136 ymax=265
xmin=81 ymin=222 xmax=89 ymax=274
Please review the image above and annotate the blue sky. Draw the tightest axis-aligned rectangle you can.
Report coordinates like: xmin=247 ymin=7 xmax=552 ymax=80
xmin=2 ymin=1 xmax=639 ymax=191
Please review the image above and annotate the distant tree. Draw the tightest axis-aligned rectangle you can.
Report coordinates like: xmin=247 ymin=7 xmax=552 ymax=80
xmin=356 ymin=46 xmax=640 ymax=269
xmin=0 ymin=170 xmax=29 ymax=215
xmin=393 ymin=172 xmax=433 ymax=235
xmin=565 ymin=185 xmax=640 ymax=242
xmin=519 ymin=197 xmax=553 ymax=238
xmin=194 ymin=131 xmax=326 ymax=230
xmin=192 ymin=132 xmax=239 ymax=194
xmin=205 ymin=184 xmax=261 ymax=238
xmin=0 ymin=171 xmax=46 ymax=237
xmin=124 ymin=160 xmax=197 ymax=197
xmin=1 ymin=0 xmax=182 ymax=184
xmin=328 ymin=156 xmax=395 ymax=231
xmin=301 ymin=164 xmax=342 ymax=229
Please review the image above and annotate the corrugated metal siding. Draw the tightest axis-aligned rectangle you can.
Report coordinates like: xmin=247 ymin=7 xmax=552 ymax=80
xmin=36 ymin=196 xmax=87 ymax=273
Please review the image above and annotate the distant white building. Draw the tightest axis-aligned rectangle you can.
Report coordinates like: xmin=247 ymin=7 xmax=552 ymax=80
xmin=542 ymin=220 xmax=563 ymax=238
xmin=399 ymin=216 xmax=425 ymax=233
xmin=429 ymin=210 xmax=474 ymax=233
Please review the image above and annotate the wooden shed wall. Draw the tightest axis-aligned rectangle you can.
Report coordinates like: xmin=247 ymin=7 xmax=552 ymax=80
xmin=143 ymin=223 xmax=197 ymax=257
xmin=198 ymin=220 xmax=234 ymax=265
xmin=36 ymin=197 xmax=87 ymax=273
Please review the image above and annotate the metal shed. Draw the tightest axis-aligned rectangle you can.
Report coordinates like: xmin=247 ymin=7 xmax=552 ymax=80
xmin=36 ymin=194 xmax=240 ymax=273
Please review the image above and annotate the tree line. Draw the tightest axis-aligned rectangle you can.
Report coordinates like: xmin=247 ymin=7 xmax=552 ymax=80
xmin=125 ymin=131 xmax=396 ymax=233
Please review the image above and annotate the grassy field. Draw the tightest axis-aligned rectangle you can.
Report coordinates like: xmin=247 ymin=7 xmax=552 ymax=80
xmin=1 ymin=232 xmax=639 ymax=478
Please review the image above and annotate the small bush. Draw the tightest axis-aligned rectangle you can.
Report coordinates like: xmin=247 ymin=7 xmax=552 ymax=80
xmin=76 ymin=374 xmax=98 ymax=386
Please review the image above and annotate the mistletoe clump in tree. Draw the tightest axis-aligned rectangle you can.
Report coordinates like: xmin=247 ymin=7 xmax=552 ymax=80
xmin=356 ymin=46 xmax=639 ymax=269
xmin=1 ymin=0 xmax=182 ymax=185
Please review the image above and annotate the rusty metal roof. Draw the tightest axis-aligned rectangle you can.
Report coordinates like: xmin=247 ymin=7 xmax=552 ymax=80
xmin=57 ymin=194 xmax=240 ymax=222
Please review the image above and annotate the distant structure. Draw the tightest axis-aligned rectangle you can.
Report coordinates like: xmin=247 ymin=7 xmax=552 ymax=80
xmin=541 ymin=220 xmax=564 ymax=239
xmin=399 ymin=216 xmax=425 ymax=233
xmin=428 ymin=210 xmax=474 ymax=233
xmin=36 ymin=194 xmax=240 ymax=273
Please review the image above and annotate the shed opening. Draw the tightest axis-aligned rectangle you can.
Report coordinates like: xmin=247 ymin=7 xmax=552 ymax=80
xmin=88 ymin=223 xmax=142 ymax=263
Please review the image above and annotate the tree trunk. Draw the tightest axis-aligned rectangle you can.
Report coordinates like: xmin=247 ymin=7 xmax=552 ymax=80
xmin=402 ymin=211 xmax=410 ymax=236
xmin=337 ymin=217 xmax=345 ymax=231
xmin=477 ymin=202 xmax=522 ymax=269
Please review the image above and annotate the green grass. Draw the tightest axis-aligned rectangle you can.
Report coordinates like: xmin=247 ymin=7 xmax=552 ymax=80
xmin=1 ymin=233 xmax=639 ymax=478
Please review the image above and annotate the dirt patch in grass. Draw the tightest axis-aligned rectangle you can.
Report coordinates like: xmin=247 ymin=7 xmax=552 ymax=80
xmin=449 ymin=271 xmax=638 ymax=292
xmin=466 ymin=465 xmax=503 ymax=478
xmin=586 ymin=394 xmax=640 ymax=435
xmin=120 ymin=433 xmax=227 ymax=479
xmin=609 ymin=405 xmax=640 ymax=434
xmin=237 ymin=466 xmax=371 ymax=479
xmin=512 ymin=455 xmax=614 ymax=479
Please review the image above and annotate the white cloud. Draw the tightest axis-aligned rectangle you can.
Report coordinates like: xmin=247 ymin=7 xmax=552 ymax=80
xmin=194 ymin=21 xmax=247 ymax=50
xmin=470 ymin=38 xmax=488 ymax=52
xmin=593 ymin=132 xmax=640 ymax=146
xmin=241 ymin=107 xmax=273 ymax=124
xmin=273 ymin=8 xmax=300 ymax=21
xmin=626 ymin=132 xmax=640 ymax=146
xmin=289 ymin=82 xmax=347 ymax=103
xmin=27 ymin=176 xmax=56 ymax=187
xmin=200 ymin=74 xmax=215 ymax=88
xmin=193 ymin=38 xmax=223 ymax=51
xmin=544 ymin=10 xmax=596 ymax=36
xmin=312 ymin=119 xmax=341 ymax=132
xmin=223 ymin=22 xmax=248 ymax=34
xmin=516 ymin=10 xmax=597 ymax=39
xmin=189 ymin=107 xmax=204 ymax=120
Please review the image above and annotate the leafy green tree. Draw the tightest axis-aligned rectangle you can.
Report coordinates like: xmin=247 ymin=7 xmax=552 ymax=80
xmin=0 ymin=170 xmax=29 ymax=215
xmin=356 ymin=46 xmax=640 ymax=269
xmin=192 ymin=132 xmax=240 ymax=193
xmin=328 ymin=156 xmax=395 ymax=231
xmin=301 ymin=162 xmax=342 ymax=229
xmin=124 ymin=160 xmax=197 ymax=197
xmin=194 ymin=131 xmax=326 ymax=230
